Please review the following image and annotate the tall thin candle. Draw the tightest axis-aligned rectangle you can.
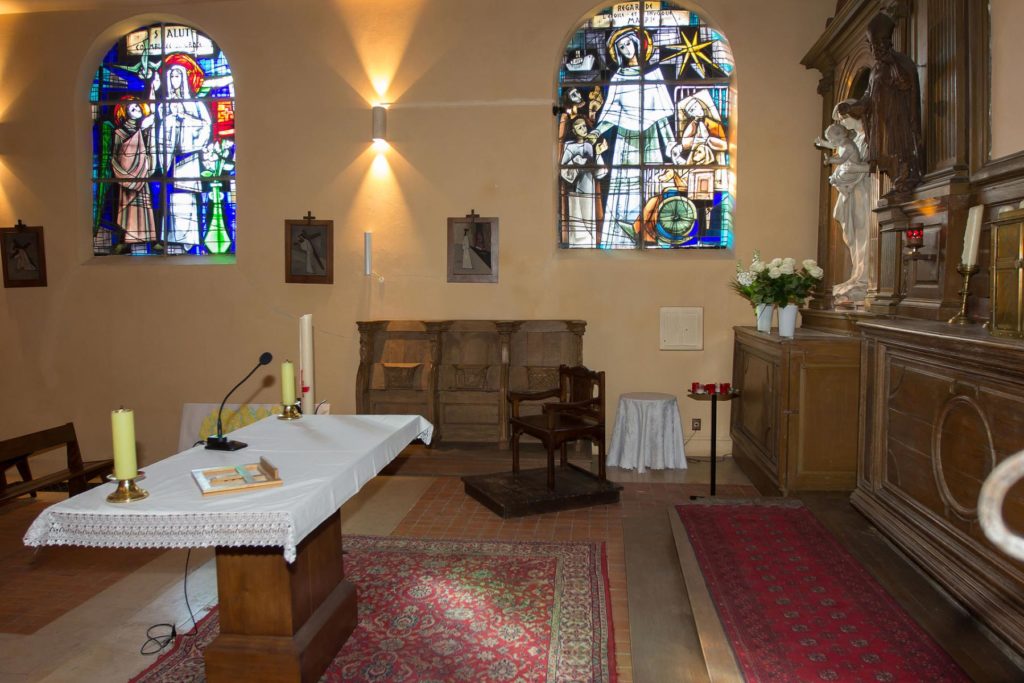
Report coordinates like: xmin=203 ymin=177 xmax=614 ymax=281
xmin=299 ymin=314 xmax=314 ymax=414
xmin=111 ymin=408 xmax=137 ymax=480
xmin=281 ymin=360 xmax=296 ymax=405
xmin=962 ymin=204 xmax=984 ymax=266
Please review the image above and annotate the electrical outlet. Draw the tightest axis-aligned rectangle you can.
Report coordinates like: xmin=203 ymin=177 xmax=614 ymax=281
xmin=691 ymin=418 xmax=702 ymax=431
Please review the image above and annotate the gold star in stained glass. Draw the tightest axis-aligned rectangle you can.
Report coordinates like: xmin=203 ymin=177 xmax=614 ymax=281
xmin=663 ymin=27 xmax=720 ymax=79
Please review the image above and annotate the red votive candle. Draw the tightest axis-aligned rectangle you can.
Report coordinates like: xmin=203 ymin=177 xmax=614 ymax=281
xmin=720 ymin=382 xmax=731 ymax=394
xmin=691 ymin=382 xmax=701 ymax=394
xmin=704 ymin=383 xmax=717 ymax=394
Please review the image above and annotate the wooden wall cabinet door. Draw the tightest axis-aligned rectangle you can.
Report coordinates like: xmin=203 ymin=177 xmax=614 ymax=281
xmin=991 ymin=208 xmax=1024 ymax=338
xmin=730 ymin=326 xmax=861 ymax=495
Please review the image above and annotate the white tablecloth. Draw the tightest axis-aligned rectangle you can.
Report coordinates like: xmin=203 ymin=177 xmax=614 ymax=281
xmin=607 ymin=392 xmax=686 ymax=473
xmin=23 ymin=414 xmax=432 ymax=562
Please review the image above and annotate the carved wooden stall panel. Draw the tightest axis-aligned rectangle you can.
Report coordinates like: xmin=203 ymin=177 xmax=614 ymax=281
xmin=856 ymin=319 xmax=1024 ymax=655
xmin=357 ymin=320 xmax=585 ymax=445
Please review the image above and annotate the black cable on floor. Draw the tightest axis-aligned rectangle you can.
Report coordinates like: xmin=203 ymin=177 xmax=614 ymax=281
xmin=139 ymin=548 xmax=199 ymax=655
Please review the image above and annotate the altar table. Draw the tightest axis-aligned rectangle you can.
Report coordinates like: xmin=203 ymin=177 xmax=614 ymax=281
xmin=24 ymin=414 xmax=433 ymax=683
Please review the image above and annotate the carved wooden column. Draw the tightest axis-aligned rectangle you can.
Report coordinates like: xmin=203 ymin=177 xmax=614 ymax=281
xmin=423 ymin=321 xmax=452 ymax=443
xmin=355 ymin=321 xmax=386 ymax=413
xmin=495 ymin=321 xmax=522 ymax=447
xmin=566 ymin=321 xmax=587 ymax=362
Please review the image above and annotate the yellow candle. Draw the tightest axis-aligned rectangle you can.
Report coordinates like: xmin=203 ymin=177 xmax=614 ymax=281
xmin=281 ymin=360 xmax=296 ymax=405
xmin=111 ymin=408 xmax=137 ymax=480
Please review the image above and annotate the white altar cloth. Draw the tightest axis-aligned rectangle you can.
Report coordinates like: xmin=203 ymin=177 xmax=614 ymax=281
xmin=23 ymin=414 xmax=432 ymax=563
xmin=607 ymin=392 xmax=686 ymax=473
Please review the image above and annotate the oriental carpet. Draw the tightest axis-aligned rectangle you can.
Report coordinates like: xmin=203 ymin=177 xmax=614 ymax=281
xmin=674 ymin=500 xmax=970 ymax=682
xmin=130 ymin=535 xmax=615 ymax=682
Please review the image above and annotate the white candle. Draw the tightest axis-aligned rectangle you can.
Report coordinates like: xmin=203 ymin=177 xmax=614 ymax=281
xmin=299 ymin=314 xmax=314 ymax=415
xmin=281 ymin=361 xmax=296 ymax=405
xmin=111 ymin=408 xmax=137 ymax=480
xmin=364 ymin=232 xmax=372 ymax=276
xmin=962 ymin=204 xmax=984 ymax=266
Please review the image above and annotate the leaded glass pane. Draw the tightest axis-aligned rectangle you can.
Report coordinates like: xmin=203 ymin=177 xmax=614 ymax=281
xmin=90 ymin=24 xmax=236 ymax=256
xmin=557 ymin=2 xmax=734 ymax=249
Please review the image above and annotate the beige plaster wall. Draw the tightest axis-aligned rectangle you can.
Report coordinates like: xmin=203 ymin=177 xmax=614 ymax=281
xmin=0 ymin=0 xmax=831 ymax=465
xmin=990 ymin=0 xmax=1024 ymax=160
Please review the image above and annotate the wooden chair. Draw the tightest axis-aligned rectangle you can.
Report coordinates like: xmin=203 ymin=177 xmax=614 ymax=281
xmin=508 ymin=364 xmax=606 ymax=489
xmin=0 ymin=423 xmax=113 ymax=505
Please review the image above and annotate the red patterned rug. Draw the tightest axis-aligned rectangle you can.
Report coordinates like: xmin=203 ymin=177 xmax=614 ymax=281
xmin=130 ymin=535 xmax=615 ymax=682
xmin=675 ymin=500 xmax=970 ymax=682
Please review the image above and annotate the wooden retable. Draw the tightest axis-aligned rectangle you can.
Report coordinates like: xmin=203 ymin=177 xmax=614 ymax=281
xmin=24 ymin=414 xmax=433 ymax=682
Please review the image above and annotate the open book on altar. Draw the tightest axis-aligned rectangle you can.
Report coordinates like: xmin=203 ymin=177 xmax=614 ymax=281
xmin=192 ymin=457 xmax=282 ymax=496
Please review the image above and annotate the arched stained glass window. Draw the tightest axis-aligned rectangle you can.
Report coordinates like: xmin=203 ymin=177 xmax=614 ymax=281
xmin=557 ymin=3 xmax=734 ymax=249
xmin=91 ymin=24 xmax=236 ymax=256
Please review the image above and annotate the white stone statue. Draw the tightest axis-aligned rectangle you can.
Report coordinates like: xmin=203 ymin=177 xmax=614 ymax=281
xmin=815 ymin=100 xmax=872 ymax=306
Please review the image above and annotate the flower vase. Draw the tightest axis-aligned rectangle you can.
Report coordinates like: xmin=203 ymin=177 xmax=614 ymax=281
xmin=778 ymin=303 xmax=799 ymax=338
xmin=755 ymin=303 xmax=774 ymax=333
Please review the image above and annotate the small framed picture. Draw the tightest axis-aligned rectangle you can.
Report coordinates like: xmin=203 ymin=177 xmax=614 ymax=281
xmin=285 ymin=217 xmax=333 ymax=284
xmin=447 ymin=212 xmax=498 ymax=283
xmin=1 ymin=221 xmax=47 ymax=288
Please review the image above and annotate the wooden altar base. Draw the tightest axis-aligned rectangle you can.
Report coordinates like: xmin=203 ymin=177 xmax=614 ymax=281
xmin=204 ymin=510 xmax=357 ymax=683
xmin=462 ymin=466 xmax=622 ymax=518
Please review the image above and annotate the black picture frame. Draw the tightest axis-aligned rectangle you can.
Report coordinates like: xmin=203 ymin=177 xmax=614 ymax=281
xmin=1 ymin=221 xmax=47 ymax=288
xmin=447 ymin=213 xmax=498 ymax=283
xmin=285 ymin=218 xmax=333 ymax=284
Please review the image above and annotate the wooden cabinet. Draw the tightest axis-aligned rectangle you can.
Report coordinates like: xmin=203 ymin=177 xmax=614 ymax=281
xmin=855 ymin=318 xmax=1024 ymax=655
xmin=730 ymin=326 xmax=861 ymax=495
xmin=356 ymin=320 xmax=585 ymax=445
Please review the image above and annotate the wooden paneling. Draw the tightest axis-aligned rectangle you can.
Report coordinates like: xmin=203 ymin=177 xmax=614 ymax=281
xmin=357 ymin=320 xmax=585 ymax=445
xmin=855 ymin=318 xmax=1024 ymax=656
xmin=730 ymin=327 xmax=861 ymax=495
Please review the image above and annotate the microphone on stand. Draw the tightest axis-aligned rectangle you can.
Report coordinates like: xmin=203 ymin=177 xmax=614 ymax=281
xmin=205 ymin=352 xmax=273 ymax=451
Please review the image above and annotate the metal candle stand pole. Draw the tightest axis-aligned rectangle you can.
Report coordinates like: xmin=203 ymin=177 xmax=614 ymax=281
xmin=687 ymin=385 xmax=739 ymax=499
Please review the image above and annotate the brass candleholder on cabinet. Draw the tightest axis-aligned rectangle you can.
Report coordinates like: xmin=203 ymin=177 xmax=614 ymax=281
xmin=948 ymin=263 xmax=980 ymax=325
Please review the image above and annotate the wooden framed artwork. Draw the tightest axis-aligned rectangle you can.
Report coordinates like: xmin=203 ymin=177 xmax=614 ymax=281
xmin=285 ymin=214 xmax=333 ymax=284
xmin=1 ymin=220 xmax=47 ymax=288
xmin=447 ymin=211 xmax=498 ymax=283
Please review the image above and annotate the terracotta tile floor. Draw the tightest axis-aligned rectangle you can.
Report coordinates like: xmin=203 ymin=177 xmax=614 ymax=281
xmin=392 ymin=477 xmax=758 ymax=683
xmin=0 ymin=497 xmax=164 ymax=635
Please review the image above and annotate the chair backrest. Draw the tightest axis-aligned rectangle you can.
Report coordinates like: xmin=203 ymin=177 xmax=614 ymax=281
xmin=0 ymin=422 xmax=82 ymax=469
xmin=558 ymin=365 xmax=605 ymax=423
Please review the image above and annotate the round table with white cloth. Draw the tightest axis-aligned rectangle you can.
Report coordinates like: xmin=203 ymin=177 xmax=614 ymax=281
xmin=607 ymin=392 xmax=686 ymax=473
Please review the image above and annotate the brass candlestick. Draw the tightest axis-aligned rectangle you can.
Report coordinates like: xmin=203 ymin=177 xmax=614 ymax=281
xmin=278 ymin=403 xmax=301 ymax=420
xmin=948 ymin=263 xmax=980 ymax=325
xmin=106 ymin=476 xmax=149 ymax=504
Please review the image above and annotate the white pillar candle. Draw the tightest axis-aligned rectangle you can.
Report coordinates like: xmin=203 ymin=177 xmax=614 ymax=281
xmin=962 ymin=204 xmax=984 ymax=266
xmin=364 ymin=232 xmax=372 ymax=276
xmin=299 ymin=314 xmax=315 ymax=415
xmin=281 ymin=360 xmax=296 ymax=405
xmin=111 ymin=408 xmax=137 ymax=480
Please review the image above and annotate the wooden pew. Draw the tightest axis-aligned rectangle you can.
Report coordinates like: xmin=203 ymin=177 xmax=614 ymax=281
xmin=0 ymin=423 xmax=113 ymax=505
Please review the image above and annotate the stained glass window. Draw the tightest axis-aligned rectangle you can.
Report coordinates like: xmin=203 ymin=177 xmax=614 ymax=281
xmin=557 ymin=2 xmax=735 ymax=249
xmin=90 ymin=24 xmax=236 ymax=256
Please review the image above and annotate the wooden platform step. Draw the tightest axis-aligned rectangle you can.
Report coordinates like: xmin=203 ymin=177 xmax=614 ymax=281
xmin=462 ymin=466 xmax=622 ymax=518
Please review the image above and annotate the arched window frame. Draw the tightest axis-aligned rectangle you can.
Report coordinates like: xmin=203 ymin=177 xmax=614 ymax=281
xmin=89 ymin=22 xmax=236 ymax=257
xmin=556 ymin=2 xmax=735 ymax=250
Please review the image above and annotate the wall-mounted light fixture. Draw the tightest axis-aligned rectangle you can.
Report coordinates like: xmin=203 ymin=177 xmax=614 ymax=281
xmin=372 ymin=105 xmax=388 ymax=142
xmin=364 ymin=231 xmax=384 ymax=282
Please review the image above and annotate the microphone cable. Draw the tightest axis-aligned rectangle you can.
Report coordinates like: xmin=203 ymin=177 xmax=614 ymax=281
xmin=139 ymin=548 xmax=200 ymax=655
